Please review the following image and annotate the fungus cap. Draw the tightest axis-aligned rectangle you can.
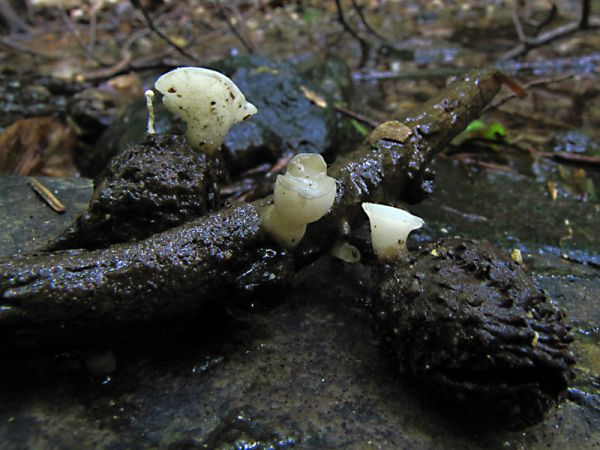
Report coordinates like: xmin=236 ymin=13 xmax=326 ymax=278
xmin=154 ymin=67 xmax=257 ymax=153
xmin=273 ymin=153 xmax=336 ymax=227
xmin=362 ymin=202 xmax=424 ymax=262
xmin=261 ymin=153 xmax=336 ymax=248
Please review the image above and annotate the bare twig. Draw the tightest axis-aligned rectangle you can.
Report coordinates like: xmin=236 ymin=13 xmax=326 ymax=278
xmin=28 ymin=179 xmax=66 ymax=214
xmin=0 ymin=0 xmax=30 ymax=33
xmin=334 ymin=0 xmax=370 ymax=67
xmin=130 ymin=0 xmax=200 ymax=63
xmin=334 ymin=104 xmax=380 ymax=129
xmin=454 ymin=155 xmax=514 ymax=173
xmin=512 ymin=142 xmax=600 ymax=167
xmin=580 ymin=0 xmax=591 ymax=28
xmin=58 ymin=6 xmax=112 ymax=67
xmin=80 ymin=28 xmax=150 ymax=81
xmin=537 ymin=151 xmax=600 ymax=166
xmin=216 ymin=0 xmax=254 ymax=54
xmin=350 ymin=0 xmax=389 ymax=43
xmin=0 ymin=35 xmax=61 ymax=58
xmin=484 ymin=73 xmax=576 ymax=112
xmin=530 ymin=2 xmax=558 ymax=35
xmin=501 ymin=0 xmax=597 ymax=60
xmin=88 ymin=0 xmax=100 ymax=64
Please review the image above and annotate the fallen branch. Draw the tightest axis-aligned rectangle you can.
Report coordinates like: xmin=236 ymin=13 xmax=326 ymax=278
xmin=536 ymin=151 xmax=600 ymax=166
xmin=501 ymin=0 xmax=599 ymax=60
xmin=0 ymin=69 xmax=504 ymax=347
xmin=333 ymin=104 xmax=380 ymax=128
xmin=484 ymin=72 xmax=576 ymax=112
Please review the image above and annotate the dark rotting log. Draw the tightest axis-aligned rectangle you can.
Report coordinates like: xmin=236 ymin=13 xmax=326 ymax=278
xmin=372 ymin=237 xmax=575 ymax=427
xmin=46 ymin=134 xmax=220 ymax=251
xmin=0 ymin=69 xmax=504 ymax=344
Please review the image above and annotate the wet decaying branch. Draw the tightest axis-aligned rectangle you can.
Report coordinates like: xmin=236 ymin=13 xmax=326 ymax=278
xmin=0 ymin=69 xmax=504 ymax=345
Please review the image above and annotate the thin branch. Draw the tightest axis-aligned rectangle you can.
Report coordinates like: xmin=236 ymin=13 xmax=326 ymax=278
xmin=484 ymin=73 xmax=576 ymax=112
xmin=80 ymin=28 xmax=150 ymax=81
xmin=216 ymin=0 xmax=254 ymax=54
xmin=334 ymin=104 xmax=379 ymax=128
xmin=0 ymin=35 xmax=61 ymax=58
xmin=334 ymin=0 xmax=370 ymax=67
xmin=58 ymin=6 xmax=112 ymax=67
xmin=530 ymin=2 xmax=558 ymax=36
xmin=537 ymin=151 xmax=600 ymax=166
xmin=0 ymin=0 xmax=31 ymax=33
xmin=501 ymin=0 xmax=597 ymax=60
xmin=580 ymin=0 xmax=590 ymax=28
xmin=88 ymin=0 xmax=100 ymax=64
xmin=130 ymin=0 xmax=200 ymax=63
xmin=350 ymin=0 xmax=389 ymax=43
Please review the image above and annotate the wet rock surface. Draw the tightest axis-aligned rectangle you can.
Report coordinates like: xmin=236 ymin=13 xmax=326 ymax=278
xmin=373 ymin=238 xmax=575 ymax=427
xmin=220 ymin=57 xmax=339 ymax=174
xmin=412 ymin=158 xmax=600 ymax=266
xmin=0 ymin=175 xmax=92 ymax=257
xmin=0 ymin=71 xmax=75 ymax=131
xmin=0 ymin=256 xmax=598 ymax=449
xmin=47 ymin=134 xmax=218 ymax=250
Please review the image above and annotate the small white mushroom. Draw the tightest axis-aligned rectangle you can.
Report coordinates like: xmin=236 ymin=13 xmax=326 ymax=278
xmin=331 ymin=240 xmax=361 ymax=263
xmin=362 ymin=202 xmax=424 ymax=262
xmin=154 ymin=67 xmax=257 ymax=154
xmin=144 ymin=89 xmax=155 ymax=135
xmin=261 ymin=153 xmax=336 ymax=248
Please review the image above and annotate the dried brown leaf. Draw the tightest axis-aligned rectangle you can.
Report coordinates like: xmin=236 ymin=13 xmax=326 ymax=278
xmin=0 ymin=117 xmax=77 ymax=177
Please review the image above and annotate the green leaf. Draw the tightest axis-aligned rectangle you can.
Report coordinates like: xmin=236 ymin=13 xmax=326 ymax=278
xmin=351 ymin=119 xmax=369 ymax=137
xmin=465 ymin=119 xmax=486 ymax=133
xmin=303 ymin=8 xmax=320 ymax=24
xmin=483 ymin=122 xmax=507 ymax=140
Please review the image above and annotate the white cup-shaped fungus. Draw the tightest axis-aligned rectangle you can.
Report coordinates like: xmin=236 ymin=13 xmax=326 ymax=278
xmin=261 ymin=153 xmax=336 ymax=248
xmin=362 ymin=202 xmax=424 ymax=262
xmin=154 ymin=67 xmax=258 ymax=154
xmin=331 ymin=240 xmax=361 ymax=263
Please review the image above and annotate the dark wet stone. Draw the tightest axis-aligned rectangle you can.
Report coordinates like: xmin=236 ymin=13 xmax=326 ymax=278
xmin=0 ymin=70 xmax=78 ymax=131
xmin=231 ymin=247 xmax=295 ymax=312
xmin=372 ymin=238 xmax=575 ymax=427
xmin=0 ymin=255 xmax=597 ymax=448
xmin=83 ymin=98 xmax=172 ymax=178
xmin=222 ymin=60 xmax=336 ymax=172
xmin=552 ymin=131 xmax=599 ymax=156
xmin=412 ymin=158 xmax=600 ymax=266
xmin=47 ymin=133 xmax=218 ymax=250
xmin=68 ymin=87 xmax=133 ymax=173
xmin=0 ymin=175 xmax=93 ymax=257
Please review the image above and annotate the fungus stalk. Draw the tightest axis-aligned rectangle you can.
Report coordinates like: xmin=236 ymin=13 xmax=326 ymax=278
xmin=362 ymin=203 xmax=424 ymax=262
xmin=261 ymin=153 xmax=336 ymax=248
xmin=154 ymin=67 xmax=257 ymax=154
xmin=144 ymin=89 xmax=155 ymax=135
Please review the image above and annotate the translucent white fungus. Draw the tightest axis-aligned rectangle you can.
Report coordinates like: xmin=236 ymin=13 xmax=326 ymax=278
xmin=362 ymin=202 xmax=424 ymax=262
xmin=154 ymin=67 xmax=258 ymax=154
xmin=144 ymin=89 xmax=155 ymax=134
xmin=331 ymin=240 xmax=361 ymax=263
xmin=261 ymin=153 xmax=336 ymax=248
